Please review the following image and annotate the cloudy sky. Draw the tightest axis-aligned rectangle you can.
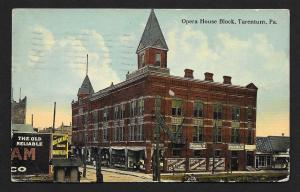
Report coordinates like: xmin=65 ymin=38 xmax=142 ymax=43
xmin=12 ymin=9 xmax=289 ymax=136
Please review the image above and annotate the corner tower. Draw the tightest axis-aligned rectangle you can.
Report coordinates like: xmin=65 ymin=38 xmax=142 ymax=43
xmin=77 ymin=54 xmax=94 ymax=99
xmin=136 ymin=9 xmax=169 ymax=69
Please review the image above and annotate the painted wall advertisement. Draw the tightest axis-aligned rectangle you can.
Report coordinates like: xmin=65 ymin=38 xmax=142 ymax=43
xmin=11 ymin=133 xmax=51 ymax=175
xmin=52 ymin=134 xmax=68 ymax=159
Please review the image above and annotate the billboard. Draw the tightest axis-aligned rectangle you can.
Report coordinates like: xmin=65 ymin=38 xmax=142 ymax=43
xmin=52 ymin=134 xmax=68 ymax=159
xmin=11 ymin=133 xmax=51 ymax=175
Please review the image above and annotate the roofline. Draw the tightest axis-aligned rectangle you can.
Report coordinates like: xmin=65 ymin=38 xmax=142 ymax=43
xmin=90 ymin=69 xmax=257 ymax=101
xmin=136 ymin=46 xmax=169 ymax=54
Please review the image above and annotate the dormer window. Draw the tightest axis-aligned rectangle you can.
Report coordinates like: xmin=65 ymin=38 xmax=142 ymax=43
xmin=155 ymin=53 xmax=161 ymax=66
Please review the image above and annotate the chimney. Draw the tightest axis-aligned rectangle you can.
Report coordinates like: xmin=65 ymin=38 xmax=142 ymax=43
xmin=184 ymin=69 xmax=194 ymax=79
xmin=223 ymin=76 xmax=232 ymax=84
xmin=204 ymin=72 xmax=213 ymax=82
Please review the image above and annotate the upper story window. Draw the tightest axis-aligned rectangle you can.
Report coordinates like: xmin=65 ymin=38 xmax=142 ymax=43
xmin=130 ymin=100 xmax=138 ymax=117
xmin=103 ymin=109 xmax=108 ymax=122
xmin=172 ymin=99 xmax=182 ymax=116
xmin=213 ymin=104 xmax=222 ymax=120
xmin=138 ymin=99 xmax=144 ymax=116
xmin=193 ymin=100 xmax=203 ymax=118
xmin=232 ymin=106 xmax=240 ymax=121
xmin=120 ymin=104 xmax=125 ymax=119
xmin=114 ymin=106 xmax=119 ymax=120
xmin=231 ymin=128 xmax=239 ymax=143
xmin=155 ymin=53 xmax=161 ymax=66
xmin=246 ymin=107 xmax=253 ymax=122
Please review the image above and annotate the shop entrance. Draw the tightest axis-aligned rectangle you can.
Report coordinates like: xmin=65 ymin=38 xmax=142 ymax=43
xmin=246 ymin=152 xmax=254 ymax=166
xmin=231 ymin=151 xmax=239 ymax=171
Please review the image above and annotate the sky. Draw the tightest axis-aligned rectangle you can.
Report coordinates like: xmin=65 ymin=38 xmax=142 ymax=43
xmin=12 ymin=9 xmax=289 ymax=136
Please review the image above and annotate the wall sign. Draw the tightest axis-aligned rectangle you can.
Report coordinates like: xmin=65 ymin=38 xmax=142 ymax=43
xmin=11 ymin=133 xmax=51 ymax=175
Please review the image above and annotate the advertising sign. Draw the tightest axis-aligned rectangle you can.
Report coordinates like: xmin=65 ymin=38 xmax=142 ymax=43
xmin=228 ymin=144 xmax=245 ymax=151
xmin=189 ymin=143 xmax=207 ymax=150
xmin=189 ymin=158 xmax=206 ymax=171
xmin=52 ymin=134 xmax=68 ymax=159
xmin=209 ymin=158 xmax=225 ymax=171
xmin=11 ymin=133 xmax=51 ymax=175
xmin=166 ymin=158 xmax=186 ymax=171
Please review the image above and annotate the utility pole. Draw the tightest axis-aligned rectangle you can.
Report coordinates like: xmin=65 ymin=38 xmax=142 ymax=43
xmin=31 ymin=114 xmax=33 ymax=127
xmin=52 ymin=102 xmax=56 ymax=133
xmin=154 ymin=96 xmax=161 ymax=182
xmin=212 ymin=122 xmax=216 ymax=174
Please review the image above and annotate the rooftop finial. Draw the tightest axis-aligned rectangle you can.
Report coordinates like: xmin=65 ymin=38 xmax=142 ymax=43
xmin=86 ymin=54 xmax=89 ymax=76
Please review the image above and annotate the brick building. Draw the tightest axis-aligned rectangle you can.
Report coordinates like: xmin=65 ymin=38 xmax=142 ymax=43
xmin=71 ymin=10 xmax=258 ymax=173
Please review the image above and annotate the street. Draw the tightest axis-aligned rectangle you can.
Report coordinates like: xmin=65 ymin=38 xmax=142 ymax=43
xmin=79 ymin=166 xmax=154 ymax=182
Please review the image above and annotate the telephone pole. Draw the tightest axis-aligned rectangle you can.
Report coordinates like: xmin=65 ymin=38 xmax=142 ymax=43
xmin=154 ymin=96 xmax=161 ymax=182
xmin=52 ymin=102 xmax=56 ymax=133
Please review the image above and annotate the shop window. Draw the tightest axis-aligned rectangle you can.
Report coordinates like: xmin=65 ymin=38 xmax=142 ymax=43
xmin=214 ymin=150 xmax=221 ymax=158
xmin=192 ymin=126 xmax=203 ymax=142
xmin=258 ymin=155 xmax=271 ymax=167
xmin=232 ymin=106 xmax=240 ymax=121
xmin=231 ymin=151 xmax=239 ymax=158
xmin=172 ymin=99 xmax=182 ymax=116
xmin=213 ymin=104 xmax=222 ymax=120
xmin=193 ymin=100 xmax=203 ymax=118
xmin=193 ymin=150 xmax=204 ymax=157
xmin=172 ymin=149 xmax=181 ymax=157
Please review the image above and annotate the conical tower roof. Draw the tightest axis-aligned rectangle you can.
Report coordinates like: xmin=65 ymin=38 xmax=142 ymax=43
xmin=136 ymin=9 xmax=168 ymax=53
xmin=78 ymin=75 xmax=94 ymax=96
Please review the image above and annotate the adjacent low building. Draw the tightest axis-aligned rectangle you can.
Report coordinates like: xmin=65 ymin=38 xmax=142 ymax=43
xmin=71 ymin=10 xmax=258 ymax=173
xmin=255 ymin=136 xmax=289 ymax=170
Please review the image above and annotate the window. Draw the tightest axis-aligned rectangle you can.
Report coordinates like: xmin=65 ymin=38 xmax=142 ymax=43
xmin=247 ymin=130 xmax=253 ymax=145
xmin=214 ymin=150 xmax=221 ymax=158
xmin=103 ymin=109 xmax=108 ymax=122
xmin=172 ymin=149 xmax=181 ymax=157
xmin=138 ymin=99 xmax=144 ymax=116
xmin=93 ymin=130 xmax=98 ymax=142
xmin=192 ymin=126 xmax=203 ymax=142
xmin=172 ymin=99 xmax=182 ymax=116
xmin=193 ymin=101 xmax=203 ymax=118
xmin=232 ymin=106 xmax=240 ymax=121
xmin=140 ymin=53 xmax=145 ymax=67
xmin=130 ymin=100 xmax=137 ymax=117
xmin=120 ymin=104 xmax=125 ymax=119
xmin=92 ymin=111 xmax=98 ymax=124
xmin=213 ymin=124 xmax=222 ymax=143
xmin=114 ymin=106 xmax=119 ymax=120
xmin=155 ymin=53 xmax=161 ymax=66
xmin=246 ymin=107 xmax=253 ymax=122
xmin=136 ymin=124 xmax=144 ymax=141
xmin=103 ymin=128 xmax=108 ymax=142
xmin=258 ymin=155 xmax=271 ymax=167
xmin=231 ymin=128 xmax=239 ymax=143
xmin=213 ymin=104 xmax=222 ymax=120
xmin=171 ymin=125 xmax=183 ymax=139
xmin=194 ymin=150 xmax=204 ymax=157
